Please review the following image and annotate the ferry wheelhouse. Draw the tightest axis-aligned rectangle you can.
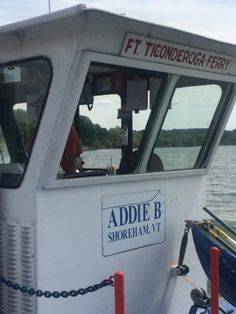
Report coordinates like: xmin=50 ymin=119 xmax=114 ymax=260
xmin=0 ymin=4 xmax=236 ymax=314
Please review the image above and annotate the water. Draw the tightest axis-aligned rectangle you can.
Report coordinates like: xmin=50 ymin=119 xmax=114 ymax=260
xmin=206 ymin=146 xmax=236 ymax=227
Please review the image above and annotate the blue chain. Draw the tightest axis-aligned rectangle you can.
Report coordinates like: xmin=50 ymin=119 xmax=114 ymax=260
xmin=0 ymin=274 xmax=113 ymax=298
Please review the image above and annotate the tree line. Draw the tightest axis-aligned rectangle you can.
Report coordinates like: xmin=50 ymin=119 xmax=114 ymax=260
xmin=78 ymin=115 xmax=236 ymax=148
xmin=1 ymin=109 xmax=236 ymax=150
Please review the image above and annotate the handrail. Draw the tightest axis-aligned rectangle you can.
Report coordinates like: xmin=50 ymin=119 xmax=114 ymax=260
xmin=203 ymin=207 xmax=236 ymax=239
xmin=0 ymin=271 xmax=125 ymax=313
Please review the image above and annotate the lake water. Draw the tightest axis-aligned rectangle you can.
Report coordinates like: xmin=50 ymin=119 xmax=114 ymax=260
xmin=206 ymin=146 xmax=236 ymax=227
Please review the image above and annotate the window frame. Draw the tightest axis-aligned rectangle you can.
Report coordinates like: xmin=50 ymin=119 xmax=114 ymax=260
xmin=145 ymin=76 xmax=234 ymax=172
xmin=0 ymin=56 xmax=53 ymax=189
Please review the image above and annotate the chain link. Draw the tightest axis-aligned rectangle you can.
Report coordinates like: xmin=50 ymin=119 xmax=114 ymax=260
xmin=0 ymin=274 xmax=113 ymax=298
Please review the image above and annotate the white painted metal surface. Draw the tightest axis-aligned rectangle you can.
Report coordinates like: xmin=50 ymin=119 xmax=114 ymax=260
xmin=0 ymin=5 xmax=236 ymax=314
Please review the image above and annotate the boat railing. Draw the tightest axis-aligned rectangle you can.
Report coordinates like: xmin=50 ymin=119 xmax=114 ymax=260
xmin=0 ymin=271 xmax=126 ymax=314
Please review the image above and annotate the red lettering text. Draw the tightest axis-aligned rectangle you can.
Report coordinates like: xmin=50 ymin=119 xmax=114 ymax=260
xmin=145 ymin=41 xmax=153 ymax=56
xmin=124 ymin=38 xmax=134 ymax=53
xmin=133 ymin=39 xmax=142 ymax=55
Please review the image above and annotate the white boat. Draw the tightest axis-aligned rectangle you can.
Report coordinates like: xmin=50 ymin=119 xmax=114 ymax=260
xmin=0 ymin=4 xmax=236 ymax=313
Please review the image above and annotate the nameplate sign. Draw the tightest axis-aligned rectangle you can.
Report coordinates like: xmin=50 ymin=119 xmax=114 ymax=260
xmin=102 ymin=190 xmax=166 ymax=256
xmin=121 ymin=33 xmax=233 ymax=74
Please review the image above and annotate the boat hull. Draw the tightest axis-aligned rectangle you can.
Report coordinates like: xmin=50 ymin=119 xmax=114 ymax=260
xmin=192 ymin=224 xmax=236 ymax=307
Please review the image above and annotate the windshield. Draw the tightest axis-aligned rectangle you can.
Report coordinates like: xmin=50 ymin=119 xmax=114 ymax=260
xmin=154 ymin=76 xmax=230 ymax=170
xmin=0 ymin=58 xmax=51 ymax=188
xmin=57 ymin=61 xmax=231 ymax=179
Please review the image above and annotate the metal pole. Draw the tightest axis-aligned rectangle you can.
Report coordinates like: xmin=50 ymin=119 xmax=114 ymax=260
xmin=210 ymin=247 xmax=220 ymax=314
xmin=114 ymin=272 xmax=125 ymax=314
xmin=48 ymin=0 xmax=51 ymax=13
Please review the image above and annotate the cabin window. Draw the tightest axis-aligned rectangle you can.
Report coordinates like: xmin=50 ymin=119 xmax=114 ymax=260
xmin=58 ymin=62 xmax=166 ymax=179
xmin=0 ymin=126 xmax=10 ymax=164
xmin=0 ymin=58 xmax=51 ymax=188
xmin=58 ymin=62 xmax=231 ymax=179
xmin=153 ymin=77 xmax=229 ymax=171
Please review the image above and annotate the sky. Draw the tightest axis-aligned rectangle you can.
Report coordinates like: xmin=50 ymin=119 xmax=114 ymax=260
xmin=1 ymin=0 xmax=236 ymax=129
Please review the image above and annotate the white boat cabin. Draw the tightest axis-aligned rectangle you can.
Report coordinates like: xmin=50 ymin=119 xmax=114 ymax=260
xmin=0 ymin=4 xmax=236 ymax=314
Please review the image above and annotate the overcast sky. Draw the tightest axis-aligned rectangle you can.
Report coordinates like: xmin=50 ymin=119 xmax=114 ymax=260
xmin=1 ymin=0 xmax=236 ymax=129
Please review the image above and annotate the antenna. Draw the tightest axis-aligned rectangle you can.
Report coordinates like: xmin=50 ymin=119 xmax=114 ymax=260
xmin=48 ymin=0 xmax=51 ymax=13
